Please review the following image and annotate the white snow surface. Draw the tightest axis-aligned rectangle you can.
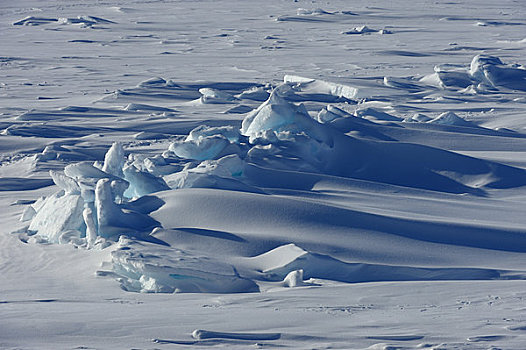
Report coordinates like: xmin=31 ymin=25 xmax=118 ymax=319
xmin=2 ymin=0 xmax=526 ymax=349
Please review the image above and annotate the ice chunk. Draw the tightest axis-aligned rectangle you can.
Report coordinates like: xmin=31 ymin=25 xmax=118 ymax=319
xmin=102 ymin=142 xmax=125 ymax=178
xmin=341 ymin=25 xmax=377 ymax=34
xmin=83 ymin=207 xmax=97 ymax=248
xmin=470 ymin=54 xmax=526 ymax=91
xmin=49 ymin=170 xmax=80 ymax=194
xmin=78 ymin=181 xmax=96 ymax=202
xmin=38 ymin=145 xmax=58 ymax=161
xmin=123 ymin=165 xmax=170 ymax=198
xmin=32 ymin=196 xmax=47 ymax=213
xmin=283 ymin=269 xmax=305 ymax=287
xmin=95 ymin=179 xmax=160 ymax=239
xmin=58 ymin=229 xmax=84 ymax=245
xmin=20 ymin=206 xmax=36 ymax=222
xmin=420 ymin=55 xmax=526 ymax=92
xmin=164 ymin=154 xmax=246 ymax=190
xmin=241 ymin=88 xmax=298 ymax=137
xmin=284 ymin=75 xmax=359 ymax=100
xmin=198 ymin=88 xmax=235 ymax=104
xmin=317 ymin=105 xmax=351 ymax=123
xmin=236 ymin=86 xmax=270 ymax=101
xmin=186 ymin=125 xmax=240 ymax=143
xmin=64 ymin=161 xmax=114 ymax=181
xmin=194 ymin=154 xmax=245 ymax=177
xmin=136 ymin=155 xmax=180 ymax=176
xmin=111 ymin=179 xmax=128 ymax=204
xmin=169 ymin=135 xmax=230 ymax=160
xmin=111 ymin=239 xmax=259 ymax=293
xmin=28 ymin=192 xmax=85 ymax=243
xmin=164 ymin=171 xmax=263 ymax=193
xmin=420 ymin=65 xmax=474 ymax=89
xmin=470 ymin=55 xmax=504 ymax=85
xmin=241 ymin=86 xmax=331 ymax=145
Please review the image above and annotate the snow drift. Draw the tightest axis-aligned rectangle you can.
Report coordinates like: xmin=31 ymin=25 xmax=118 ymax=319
xmin=20 ymin=62 xmax=526 ymax=292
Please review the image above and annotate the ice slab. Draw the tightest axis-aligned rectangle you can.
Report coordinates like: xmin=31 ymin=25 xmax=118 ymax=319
xmin=28 ymin=192 xmax=85 ymax=243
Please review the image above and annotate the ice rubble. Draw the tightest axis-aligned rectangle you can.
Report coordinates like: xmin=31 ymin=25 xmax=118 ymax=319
xmin=24 ymin=143 xmax=162 ymax=245
xmin=21 ymin=54 xmax=526 ymax=293
xmin=25 ymin=62 xmax=526 ymax=245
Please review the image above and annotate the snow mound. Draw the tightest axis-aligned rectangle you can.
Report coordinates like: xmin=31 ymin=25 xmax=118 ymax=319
xmin=427 ymin=112 xmax=474 ymax=127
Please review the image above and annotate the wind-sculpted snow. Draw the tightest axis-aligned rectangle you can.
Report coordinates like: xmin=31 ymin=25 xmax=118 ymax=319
xmin=420 ymin=55 xmax=526 ymax=92
xmin=16 ymin=53 xmax=526 ymax=295
xmin=3 ymin=1 xmax=526 ymax=348
xmin=13 ymin=15 xmax=115 ymax=28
